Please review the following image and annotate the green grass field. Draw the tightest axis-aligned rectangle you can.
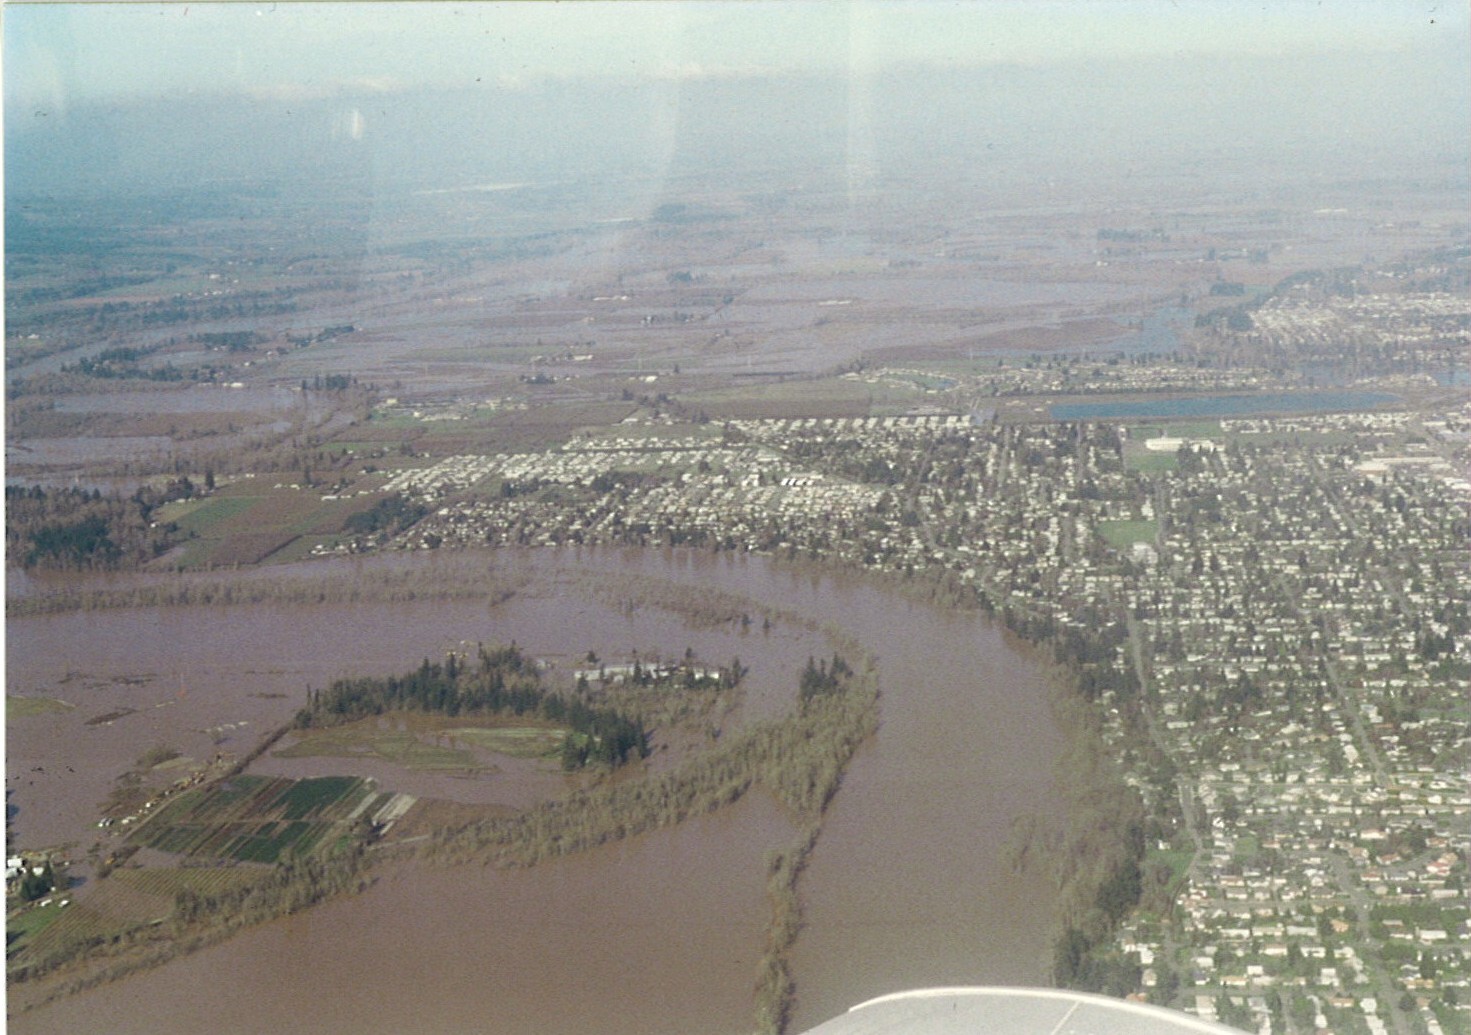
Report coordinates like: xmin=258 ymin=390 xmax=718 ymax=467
xmin=273 ymin=719 xmax=564 ymax=768
xmin=1119 ymin=424 xmax=1222 ymax=474
xmin=364 ymin=409 xmax=429 ymax=430
xmin=263 ymin=534 xmax=341 ymax=565
xmin=1146 ymin=847 xmax=1195 ymax=896
xmin=6 ymin=695 xmax=74 ymax=718
xmin=1124 ymin=450 xmax=1179 ymax=473
xmin=1231 ymin=834 xmax=1262 ymax=861
xmin=169 ymin=495 xmax=259 ymax=535
xmin=445 ymin=726 xmax=565 ymax=759
xmin=159 ymin=480 xmax=383 ymax=568
xmin=1097 ymin=519 xmax=1159 ymax=549
xmin=1371 ymin=902 xmax=1470 ymax=928
xmin=1126 ymin=421 xmax=1222 ymax=439
xmin=1220 ymin=428 xmax=1356 ymax=446
xmin=274 ymin=727 xmax=472 ymax=770
xmin=6 ymin=897 xmax=67 ymax=948
xmin=319 ymin=440 xmax=396 ymax=456
xmin=685 ymin=376 xmax=891 ymax=419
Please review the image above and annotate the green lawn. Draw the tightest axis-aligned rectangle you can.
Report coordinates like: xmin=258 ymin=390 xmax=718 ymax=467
xmin=1125 ymin=450 xmax=1179 ymax=473
xmin=265 ymin=534 xmax=341 ymax=565
xmin=1219 ymin=428 xmax=1355 ymax=446
xmin=1147 ymin=847 xmax=1195 ymax=897
xmin=1371 ymin=903 xmax=1469 ymax=928
xmin=1231 ymin=834 xmax=1261 ymax=861
xmin=1127 ymin=421 xmax=1222 ymax=439
xmin=162 ymin=481 xmax=383 ymax=568
xmin=1123 ymin=423 xmax=1223 ymax=472
xmin=1097 ymin=519 xmax=1159 ymax=549
xmin=685 ymin=375 xmax=893 ymax=418
xmin=364 ymin=410 xmax=426 ymax=430
xmin=6 ymin=897 xmax=67 ymax=950
xmin=318 ymin=441 xmax=394 ymax=456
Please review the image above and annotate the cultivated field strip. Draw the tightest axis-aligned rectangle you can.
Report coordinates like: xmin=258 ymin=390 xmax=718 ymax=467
xmin=28 ymin=866 xmax=262 ymax=952
xmin=132 ymin=775 xmax=383 ymax=864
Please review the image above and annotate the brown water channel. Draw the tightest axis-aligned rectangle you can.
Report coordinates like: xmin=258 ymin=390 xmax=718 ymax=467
xmin=8 ymin=548 xmax=1066 ymax=1033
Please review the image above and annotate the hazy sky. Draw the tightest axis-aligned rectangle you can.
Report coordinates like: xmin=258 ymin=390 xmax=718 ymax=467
xmin=6 ymin=1 xmax=1467 ymax=200
xmin=8 ymin=0 xmax=1463 ymax=114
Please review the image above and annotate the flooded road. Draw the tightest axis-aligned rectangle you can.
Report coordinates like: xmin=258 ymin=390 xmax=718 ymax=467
xmin=9 ymin=548 xmax=1067 ymax=1033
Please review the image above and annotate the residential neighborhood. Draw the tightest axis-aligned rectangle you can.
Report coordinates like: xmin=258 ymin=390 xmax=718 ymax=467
xmin=340 ymin=392 xmax=1470 ymax=1034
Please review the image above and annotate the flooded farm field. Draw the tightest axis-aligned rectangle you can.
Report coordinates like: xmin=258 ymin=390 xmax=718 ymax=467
xmin=12 ymin=795 xmax=794 ymax=1035
xmin=50 ymin=386 xmax=304 ymax=416
xmin=8 ymin=548 xmax=1067 ymax=1033
xmin=5 ymin=384 xmax=346 ymax=479
xmin=5 ymin=550 xmax=828 ymax=850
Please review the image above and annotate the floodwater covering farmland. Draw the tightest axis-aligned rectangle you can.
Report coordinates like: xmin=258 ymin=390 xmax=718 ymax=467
xmin=8 ymin=548 xmax=1065 ymax=1034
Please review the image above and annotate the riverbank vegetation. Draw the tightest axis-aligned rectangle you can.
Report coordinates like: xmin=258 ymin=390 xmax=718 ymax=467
xmin=6 ymin=561 xmax=530 ymax=617
xmin=772 ymin=552 xmax=1156 ymax=1000
xmin=1044 ymin=696 xmax=1149 ymax=996
xmin=980 ymin=601 xmax=1152 ymax=995
xmin=586 ymin=570 xmax=779 ymax=632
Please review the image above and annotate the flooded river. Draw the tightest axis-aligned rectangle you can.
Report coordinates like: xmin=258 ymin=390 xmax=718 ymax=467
xmin=8 ymin=548 xmax=1066 ymax=1033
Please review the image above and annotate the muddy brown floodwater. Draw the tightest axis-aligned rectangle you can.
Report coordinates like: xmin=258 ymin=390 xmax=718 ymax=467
xmin=8 ymin=548 xmax=1066 ymax=1034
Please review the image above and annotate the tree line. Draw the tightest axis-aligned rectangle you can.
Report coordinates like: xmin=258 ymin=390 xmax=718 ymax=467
xmin=6 ymin=565 xmax=529 ymax=617
xmin=1043 ymin=701 xmax=1150 ymax=998
xmin=342 ymin=493 xmax=428 ymax=541
xmin=5 ymin=482 xmax=195 ymax=570
xmin=798 ymin=653 xmax=853 ymax=706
